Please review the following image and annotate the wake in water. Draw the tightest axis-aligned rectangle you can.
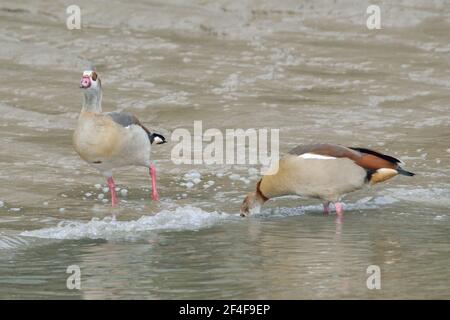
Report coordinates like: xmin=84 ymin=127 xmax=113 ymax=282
xmin=17 ymin=194 xmax=404 ymax=241
xmin=256 ymin=194 xmax=399 ymax=218
xmin=0 ymin=233 xmax=32 ymax=250
xmin=20 ymin=206 xmax=236 ymax=240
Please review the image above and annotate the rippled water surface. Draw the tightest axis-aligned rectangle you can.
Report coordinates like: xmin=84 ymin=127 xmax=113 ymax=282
xmin=0 ymin=0 xmax=449 ymax=299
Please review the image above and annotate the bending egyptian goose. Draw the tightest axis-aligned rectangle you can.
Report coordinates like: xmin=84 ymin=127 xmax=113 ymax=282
xmin=73 ymin=70 xmax=166 ymax=207
xmin=240 ymin=143 xmax=414 ymax=217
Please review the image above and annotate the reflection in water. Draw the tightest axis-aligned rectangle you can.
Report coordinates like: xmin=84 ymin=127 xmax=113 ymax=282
xmin=335 ymin=215 xmax=343 ymax=238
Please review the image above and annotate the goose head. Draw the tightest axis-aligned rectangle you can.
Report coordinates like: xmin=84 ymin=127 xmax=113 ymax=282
xmin=80 ymin=70 xmax=101 ymax=90
xmin=80 ymin=70 xmax=102 ymax=111
xmin=240 ymin=191 xmax=265 ymax=217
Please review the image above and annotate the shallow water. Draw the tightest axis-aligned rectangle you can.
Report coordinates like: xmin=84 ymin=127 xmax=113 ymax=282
xmin=0 ymin=0 xmax=449 ymax=299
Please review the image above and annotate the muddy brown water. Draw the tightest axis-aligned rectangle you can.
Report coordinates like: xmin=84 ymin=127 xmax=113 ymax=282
xmin=0 ymin=0 xmax=449 ymax=299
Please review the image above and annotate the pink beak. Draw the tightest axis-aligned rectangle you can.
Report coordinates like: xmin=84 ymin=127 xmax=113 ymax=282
xmin=80 ymin=76 xmax=91 ymax=88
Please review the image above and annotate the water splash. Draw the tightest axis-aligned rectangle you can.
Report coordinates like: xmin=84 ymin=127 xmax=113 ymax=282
xmin=21 ymin=206 xmax=235 ymax=240
xmin=0 ymin=234 xmax=31 ymax=250
xmin=255 ymin=193 xmax=401 ymax=218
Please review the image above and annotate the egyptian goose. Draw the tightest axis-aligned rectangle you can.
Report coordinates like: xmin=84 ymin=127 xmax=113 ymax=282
xmin=73 ymin=70 xmax=166 ymax=207
xmin=240 ymin=143 xmax=414 ymax=217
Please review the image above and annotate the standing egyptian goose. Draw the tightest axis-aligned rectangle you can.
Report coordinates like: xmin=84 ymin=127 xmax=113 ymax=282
xmin=240 ymin=143 xmax=414 ymax=217
xmin=73 ymin=70 xmax=166 ymax=207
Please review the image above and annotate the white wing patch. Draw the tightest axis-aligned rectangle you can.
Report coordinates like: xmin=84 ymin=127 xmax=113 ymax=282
xmin=298 ymin=153 xmax=336 ymax=160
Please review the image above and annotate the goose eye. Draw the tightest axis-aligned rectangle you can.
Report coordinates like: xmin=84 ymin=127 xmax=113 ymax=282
xmin=91 ymin=72 xmax=97 ymax=81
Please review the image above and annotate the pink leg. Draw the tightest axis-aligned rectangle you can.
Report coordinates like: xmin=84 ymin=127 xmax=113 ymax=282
xmin=323 ymin=201 xmax=330 ymax=215
xmin=149 ymin=164 xmax=159 ymax=201
xmin=107 ymin=177 xmax=117 ymax=207
xmin=335 ymin=202 xmax=344 ymax=215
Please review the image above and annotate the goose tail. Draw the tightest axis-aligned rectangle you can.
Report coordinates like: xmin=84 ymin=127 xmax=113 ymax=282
xmin=397 ymin=167 xmax=415 ymax=176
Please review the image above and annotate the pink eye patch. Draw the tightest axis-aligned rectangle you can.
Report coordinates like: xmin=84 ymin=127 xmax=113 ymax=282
xmin=80 ymin=76 xmax=91 ymax=88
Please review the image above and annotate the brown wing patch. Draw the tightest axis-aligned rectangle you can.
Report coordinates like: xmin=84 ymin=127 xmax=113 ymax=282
xmin=289 ymin=143 xmax=400 ymax=171
xmin=349 ymin=147 xmax=401 ymax=164
xmin=355 ymin=154 xmax=397 ymax=170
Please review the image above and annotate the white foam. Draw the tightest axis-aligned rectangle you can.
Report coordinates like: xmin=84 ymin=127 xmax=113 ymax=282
xmin=185 ymin=182 xmax=194 ymax=188
xmin=240 ymin=177 xmax=250 ymax=184
xmin=229 ymin=174 xmax=241 ymax=181
xmin=183 ymin=170 xmax=201 ymax=180
xmin=182 ymin=170 xmax=203 ymax=188
xmin=255 ymin=195 xmax=400 ymax=218
xmin=20 ymin=206 xmax=233 ymax=240
xmin=385 ymin=187 xmax=450 ymax=207
xmin=0 ymin=234 xmax=31 ymax=250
